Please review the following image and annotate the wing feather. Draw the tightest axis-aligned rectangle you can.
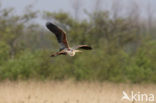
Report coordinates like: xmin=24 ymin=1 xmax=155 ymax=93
xmin=51 ymin=51 xmax=67 ymax=57
xmin=46 ymin=22 xmax=69 ymax=49
xmin=75 ymin=45 xmax=92 ymax=50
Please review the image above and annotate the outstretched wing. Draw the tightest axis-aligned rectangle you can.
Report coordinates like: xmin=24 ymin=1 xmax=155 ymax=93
xmin=75 ymin=45 xmax=92 ymax=50
xmin=46 ymin=22 xmax=69 ymax=49
xmin=51 ymin=51 xmax=67 ymax=57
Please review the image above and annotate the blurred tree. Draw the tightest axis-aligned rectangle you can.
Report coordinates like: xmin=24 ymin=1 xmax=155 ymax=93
xmin=0 ymin=1 xmax=155 ymax=83
xmin=0 ymin=5 xmax=38 ymax=58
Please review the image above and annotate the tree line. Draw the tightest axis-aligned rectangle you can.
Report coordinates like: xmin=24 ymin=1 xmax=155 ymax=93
xmin=0 ymin=3 xmax=155 ymax=83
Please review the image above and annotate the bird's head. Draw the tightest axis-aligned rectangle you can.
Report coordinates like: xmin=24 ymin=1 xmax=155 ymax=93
xmin=68 ymin=50 xmax=75 ymax=56
xmin=67 ymin=49 xmax=82 ymax=56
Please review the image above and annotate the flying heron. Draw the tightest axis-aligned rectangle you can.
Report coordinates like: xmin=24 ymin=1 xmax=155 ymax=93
xmin=46 ymin=22 xmax=92 ymax=57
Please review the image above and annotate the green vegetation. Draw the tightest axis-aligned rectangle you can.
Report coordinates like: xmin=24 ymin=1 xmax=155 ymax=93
xmin=0 ymin=4 xmax=155 ymax=83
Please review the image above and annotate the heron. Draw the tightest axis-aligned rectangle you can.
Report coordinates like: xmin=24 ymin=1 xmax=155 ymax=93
xmin=46 ymin=22 xmax=92 ymax=57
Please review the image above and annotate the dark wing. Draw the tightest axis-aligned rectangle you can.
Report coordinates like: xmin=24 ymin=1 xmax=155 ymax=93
xmin=75 ymin=45 xmax=92 ymax=50
xmin=46 ymin=22 xmax=69 ymax=49
xmin=51 ymin=51 xmax=67 ymax=57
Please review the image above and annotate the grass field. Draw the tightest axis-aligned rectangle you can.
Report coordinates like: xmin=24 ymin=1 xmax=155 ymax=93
xmin=0 ymin=81 xmax=155 ymax=103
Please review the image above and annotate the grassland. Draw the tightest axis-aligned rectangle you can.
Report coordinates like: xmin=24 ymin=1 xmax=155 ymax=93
xmin=0 ymin=81 xmax=155 ymax=103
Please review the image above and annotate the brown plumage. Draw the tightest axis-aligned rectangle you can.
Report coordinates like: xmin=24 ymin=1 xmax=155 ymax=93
xmin=46 ymin=22 xmax=92 ymax=57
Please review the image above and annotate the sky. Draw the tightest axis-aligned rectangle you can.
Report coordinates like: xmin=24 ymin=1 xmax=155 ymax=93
xmin=1 ymin=0 xmax=156 ymax=22
xmin=1 ymin=0 xmax=93 ymax=17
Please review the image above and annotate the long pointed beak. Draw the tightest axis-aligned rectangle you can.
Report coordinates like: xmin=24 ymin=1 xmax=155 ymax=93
xmin=75 ymin=50 xmax=82 ymax=53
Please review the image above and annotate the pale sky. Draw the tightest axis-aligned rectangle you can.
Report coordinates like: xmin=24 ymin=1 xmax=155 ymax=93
xmin=1 ymin=0 xmax=94 ymax=16
xmin=1 ymin=0 xmax=156 ymax=21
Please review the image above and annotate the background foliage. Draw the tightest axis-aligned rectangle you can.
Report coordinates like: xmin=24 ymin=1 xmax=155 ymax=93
xmin=0 ymin=3 xmax=155 ymax=83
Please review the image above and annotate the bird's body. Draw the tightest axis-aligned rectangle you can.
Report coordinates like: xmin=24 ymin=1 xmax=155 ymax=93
xmin=46 ymin=22 xmax=92 ymax=57
xmin=64 ymin=48 xmax=82 ymax=56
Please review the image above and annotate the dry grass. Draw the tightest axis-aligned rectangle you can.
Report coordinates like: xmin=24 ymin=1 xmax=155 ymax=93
xmin=0 ymin=80 xmax=155 ymax=103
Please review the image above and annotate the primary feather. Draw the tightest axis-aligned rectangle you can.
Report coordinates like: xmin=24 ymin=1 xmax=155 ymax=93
xmin=46 ymin=22 xmax=69 ymax=49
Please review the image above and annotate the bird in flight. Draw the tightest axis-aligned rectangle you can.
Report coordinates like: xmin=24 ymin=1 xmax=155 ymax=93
xmin=46 ymin=22 xmax=92 ymax=57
